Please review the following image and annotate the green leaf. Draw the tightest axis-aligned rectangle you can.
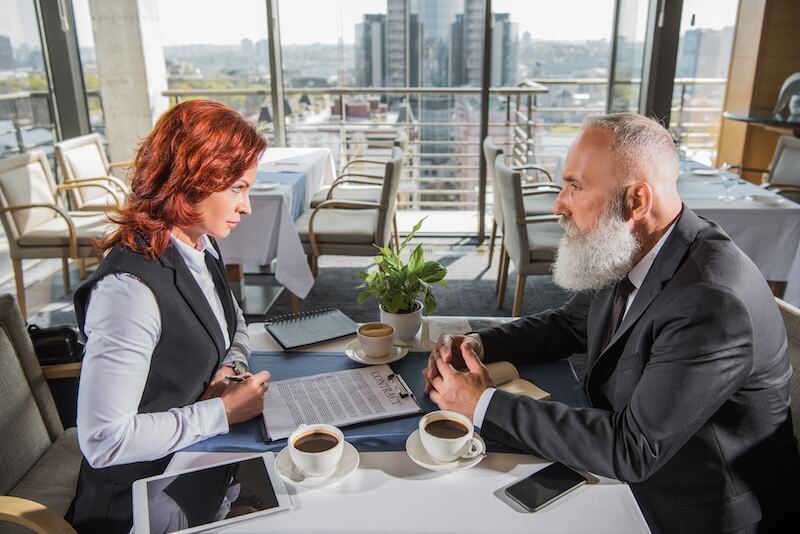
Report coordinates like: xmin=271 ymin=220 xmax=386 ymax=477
xmin=356 ymin=290 xmax=373 ymax=304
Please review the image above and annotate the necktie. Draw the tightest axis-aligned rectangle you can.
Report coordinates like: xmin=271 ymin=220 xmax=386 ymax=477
xmin=604 ymin=277 xmax=636 ymax=347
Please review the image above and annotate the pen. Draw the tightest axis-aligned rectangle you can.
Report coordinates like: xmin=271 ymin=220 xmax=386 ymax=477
xmin=225 ymin=374 xmax=248 ymax=383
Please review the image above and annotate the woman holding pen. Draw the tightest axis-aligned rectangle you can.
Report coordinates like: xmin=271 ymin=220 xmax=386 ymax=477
xmin=69 ymin=100 xmax=271 ymax=533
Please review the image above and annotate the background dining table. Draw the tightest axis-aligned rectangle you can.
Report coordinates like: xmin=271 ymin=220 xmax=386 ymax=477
xmin=678 ymin=159 xmax=800 ymax=306
xmin=217 ymin=147 xmax=336 ymax=315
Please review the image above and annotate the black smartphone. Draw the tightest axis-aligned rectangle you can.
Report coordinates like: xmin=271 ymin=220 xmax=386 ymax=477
xmin=504 ymin=462 xmax=587 ymax=512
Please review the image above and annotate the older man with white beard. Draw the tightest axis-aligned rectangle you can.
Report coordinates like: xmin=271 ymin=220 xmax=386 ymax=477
xmin=424 ymin=113 xmax=799 ymax=534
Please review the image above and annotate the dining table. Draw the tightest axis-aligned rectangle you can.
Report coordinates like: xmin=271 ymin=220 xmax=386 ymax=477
xmin=163 ymin=317 xmax=651 ymax=534
xmin=218 ymin=147 xmax=336 ymax=316
xmin=678 ymin=159 xmax=800 ymax=306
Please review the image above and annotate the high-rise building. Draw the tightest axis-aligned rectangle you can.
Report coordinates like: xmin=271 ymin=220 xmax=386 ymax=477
xmin=492 ymin=13 xmax=518 ymax=86
xmin=386 ymin=0 xmax=406 ymax=87
xmin=355 ymin=14 xmax=386 ymax=87
xmin=0 ymin=36 xmax=13 ymax=70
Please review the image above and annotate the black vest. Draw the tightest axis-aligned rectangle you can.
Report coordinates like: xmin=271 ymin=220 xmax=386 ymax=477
xmin=70 ymin=238 xmax=236 ymax=533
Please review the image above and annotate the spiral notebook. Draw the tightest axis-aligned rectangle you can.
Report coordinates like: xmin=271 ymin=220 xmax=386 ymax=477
xmin=264 ymin=307 xmax=358 ymax=350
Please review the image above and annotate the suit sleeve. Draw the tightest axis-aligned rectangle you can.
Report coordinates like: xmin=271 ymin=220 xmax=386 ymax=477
xmin=480 ymin=284 xmax=753 ymax=483
xmin=477 ymin=290 xmax=591 ymax=365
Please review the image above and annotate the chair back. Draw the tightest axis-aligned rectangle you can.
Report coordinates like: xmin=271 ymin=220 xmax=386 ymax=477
xmin=393 ymin=130 xmax=408 ymax=152
xmin=55 ymin=133 xmax=111 ymax=207
xmin=776 ymin=298 xmax=800 ymax=451
xmin=0 ymin=152 xmax=61 ymax=252
xmin=494 ymin=156 xmax=529 ymax=265
xmin=0 ymin=293 xmax=65 ymax=495
xmin=769 ymin=136 xmax=800 ymax=188
xmin=483 ymin=137 xmax=504 ymax=228
xmin=376 ymin=147 xmax=404 ymax=246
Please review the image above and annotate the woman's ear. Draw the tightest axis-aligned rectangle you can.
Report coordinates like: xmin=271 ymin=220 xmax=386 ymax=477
xmin=625 ymin=181 xmax=652 ymax=222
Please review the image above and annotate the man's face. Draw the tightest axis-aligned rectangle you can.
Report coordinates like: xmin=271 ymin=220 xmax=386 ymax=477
xmin=554 ymin=128 xmax=622 ymax=234
xmin=551 ymin=128 xmax=640 ymax=291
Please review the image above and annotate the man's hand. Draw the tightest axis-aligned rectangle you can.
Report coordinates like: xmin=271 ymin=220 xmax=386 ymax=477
xmin=427 ymin=343 xmax=493 ymax=419
xmin=423 ymin=334 xmax=483 ymax=394
xmin=220 ymin=370 xmax=271 ymax=425
xmin=200 ymin=365 xmax=238 ymax=400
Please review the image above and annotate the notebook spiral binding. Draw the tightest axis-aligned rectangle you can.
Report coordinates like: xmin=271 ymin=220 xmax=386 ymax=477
xmin=264 ymin=307 xmax=337 ymax=325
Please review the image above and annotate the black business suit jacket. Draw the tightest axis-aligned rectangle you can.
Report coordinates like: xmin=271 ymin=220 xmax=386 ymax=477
xmin=477 ymin=207 xmax=800 ymax=534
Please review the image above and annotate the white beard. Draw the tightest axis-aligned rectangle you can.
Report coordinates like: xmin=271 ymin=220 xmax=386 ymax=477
xmin=552 ymin=203 xmax=640 ymax=291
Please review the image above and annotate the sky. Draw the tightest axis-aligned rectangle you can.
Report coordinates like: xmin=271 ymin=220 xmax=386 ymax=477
xmin=62 ymin=0 xmax=739 ymax=49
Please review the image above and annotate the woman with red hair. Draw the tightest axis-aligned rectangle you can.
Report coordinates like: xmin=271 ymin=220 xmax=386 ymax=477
xmin=69 ymin=100 xmax=270 ymax=532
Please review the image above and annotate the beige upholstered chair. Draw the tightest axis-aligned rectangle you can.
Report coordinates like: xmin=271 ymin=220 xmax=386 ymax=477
xmin=297 ymin=147 xmax=404 ymax=277
xmin=494 ymin=157 xmax=563 ymax=316
xmin=0 ymin=151 xmax=113 ymax=317
xmin=0 ymin=293 xmax=81 ymax=533
xmin=761 ymin=136 xmax=800 ymax=203
xmin=55 ymin=133 xmax=130 ymax=211
xmin=484 ymin=137 xmax=561 ymax=299
xmin=309 ymin=137 xmax=406 ymax=251
xmin=776 ymin=298 xmax=800 ymax=451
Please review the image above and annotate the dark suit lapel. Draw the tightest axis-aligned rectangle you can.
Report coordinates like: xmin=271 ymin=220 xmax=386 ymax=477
xmin=160 ymin=244 xmax=227 ymax=358
xmin=592 ymin=205 xmax=701 ymax=363
xmin=586 ymin=286 xmax=615 ymax=366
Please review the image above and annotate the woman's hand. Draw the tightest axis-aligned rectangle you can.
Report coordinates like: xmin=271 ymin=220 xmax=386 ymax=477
xmin=220 ymin=370 xmax=271 ymax=425
xmin=200 ymin=365 xmax=238 ymax=400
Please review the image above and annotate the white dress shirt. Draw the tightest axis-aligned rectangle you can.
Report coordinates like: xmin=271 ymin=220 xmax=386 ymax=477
xmin=472 ymin=223 xmax=677 ymax=428
xmin=77 ymin=234 xmax=251 ymax=468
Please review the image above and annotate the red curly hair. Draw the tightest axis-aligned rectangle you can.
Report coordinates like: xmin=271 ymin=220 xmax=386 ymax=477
xmin=102 ymin=99 xmax=267 ymax=257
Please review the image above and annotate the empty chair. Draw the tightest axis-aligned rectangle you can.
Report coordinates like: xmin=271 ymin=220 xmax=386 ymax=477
xmin=762 ymin=136 xmax=800 ymax=203
xmin=55 ymin=133 xmax=130 ymax=211
xmin=494 ymin=157 xmax=563 ymax=316
xmin=484 ymin=137 xmax=561 ymax=297
xmin=309 ymin=133 xmax=406 ymax=250
xmin=0 ymin=293 xmax=81 ymax=533
xmin=296 ymin=147 xmax=403 ymax=277
xmin=0 ymin=151 xmax=113 ymax=317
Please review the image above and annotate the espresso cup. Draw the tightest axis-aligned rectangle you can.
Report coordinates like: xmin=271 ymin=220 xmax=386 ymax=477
xmin=288 ymin=423 xmax=344 ymax=478
xmin=419 ymin=410 xmax=485 ymax=463
xmin=357 ymin=322 xmax=395 ymax=358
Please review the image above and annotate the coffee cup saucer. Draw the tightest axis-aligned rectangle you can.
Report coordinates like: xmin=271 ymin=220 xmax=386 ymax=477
xmin=344 ymin=339 xmax=408 ymax=365
xmin=275 ymin=440 xmax=359 ymax=488
xmin=405 ymin=430 xmax=486 ymax=472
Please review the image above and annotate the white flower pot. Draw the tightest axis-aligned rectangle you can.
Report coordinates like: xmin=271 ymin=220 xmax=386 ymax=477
xmin=380 ymin=300 xmax=423 ymax=341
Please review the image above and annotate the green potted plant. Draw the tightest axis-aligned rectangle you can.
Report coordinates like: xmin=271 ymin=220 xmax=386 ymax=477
xmin=357 ymin=218 xmax=448 ymax=340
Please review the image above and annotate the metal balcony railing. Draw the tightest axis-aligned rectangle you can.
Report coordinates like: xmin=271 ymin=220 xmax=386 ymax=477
xmin=163 ymin=77 xmax=726 ymax=213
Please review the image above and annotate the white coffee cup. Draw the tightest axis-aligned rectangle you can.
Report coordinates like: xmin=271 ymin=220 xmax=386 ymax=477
xmin=288 ymin=423 xmax=344 ymax=478
xmin=419 ymin=410 xmax=485 ymax=463
xmin=357 ymin=322 xmax=395 ymax=358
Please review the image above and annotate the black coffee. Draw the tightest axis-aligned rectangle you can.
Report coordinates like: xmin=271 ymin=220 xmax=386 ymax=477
xmin=294 ymin=431 xmax=339 ymax=453
xmin=425 ymin=419 xmax=469 ymax=439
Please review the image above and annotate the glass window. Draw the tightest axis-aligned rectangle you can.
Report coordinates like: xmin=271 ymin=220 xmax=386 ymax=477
xmin=0 ymin=0 xmax=56 ymax=160
xmin=671 ymin=0 xmax=737 ymax=165
xmin=155 ymin=0 xmax=271 ymax=137
xmin=492 ymin=0 xmax=615 ymax=175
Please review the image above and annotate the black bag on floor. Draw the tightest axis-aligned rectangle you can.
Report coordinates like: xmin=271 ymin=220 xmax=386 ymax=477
xmin=27 ymin=324 xmax=84 ymax=365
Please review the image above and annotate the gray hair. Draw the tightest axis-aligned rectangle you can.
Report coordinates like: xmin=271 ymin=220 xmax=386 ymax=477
xmin=582 ymin=113 xmax=679 ymax=190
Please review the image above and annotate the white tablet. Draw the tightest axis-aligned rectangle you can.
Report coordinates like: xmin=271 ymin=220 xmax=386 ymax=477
xmin=132 ymin=452 xmax=292 ymax=534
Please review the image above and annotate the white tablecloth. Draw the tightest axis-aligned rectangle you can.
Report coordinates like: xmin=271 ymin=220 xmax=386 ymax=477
xmin=679 ymin=171 xmax=800 ymax=303
xmin=166 ymin=451 xmax=650 ymax=534
xmin=163 ymin=318 xmax=650 ymax=534
xmin=216 ymin=148 xmax=335 ymax=299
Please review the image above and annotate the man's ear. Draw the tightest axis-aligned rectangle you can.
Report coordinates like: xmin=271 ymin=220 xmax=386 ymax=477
xmin=625 ymin=181 xmax=652 ymax=222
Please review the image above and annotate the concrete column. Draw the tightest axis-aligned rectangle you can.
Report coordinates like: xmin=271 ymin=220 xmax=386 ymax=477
xmin=88 ymin=0 xmax=168 ymax=164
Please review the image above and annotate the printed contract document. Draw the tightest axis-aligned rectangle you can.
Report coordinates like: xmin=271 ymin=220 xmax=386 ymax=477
xmin=261 ymin=364 xmax=421 ymax=441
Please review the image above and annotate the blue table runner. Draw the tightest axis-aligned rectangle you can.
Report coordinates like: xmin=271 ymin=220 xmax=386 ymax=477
xmin=184 ymin=351 xmax=588 ymax=454
xmin=256 ymin=170 xmax=306 ymax=220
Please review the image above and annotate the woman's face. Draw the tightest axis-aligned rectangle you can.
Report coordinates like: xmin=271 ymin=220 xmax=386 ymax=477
xmin=187 ymin=163 xmax=257 ymax=242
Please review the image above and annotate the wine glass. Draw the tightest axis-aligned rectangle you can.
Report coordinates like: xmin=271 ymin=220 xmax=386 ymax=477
xmin=718 ymin=170 xmax=738 ymax=201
